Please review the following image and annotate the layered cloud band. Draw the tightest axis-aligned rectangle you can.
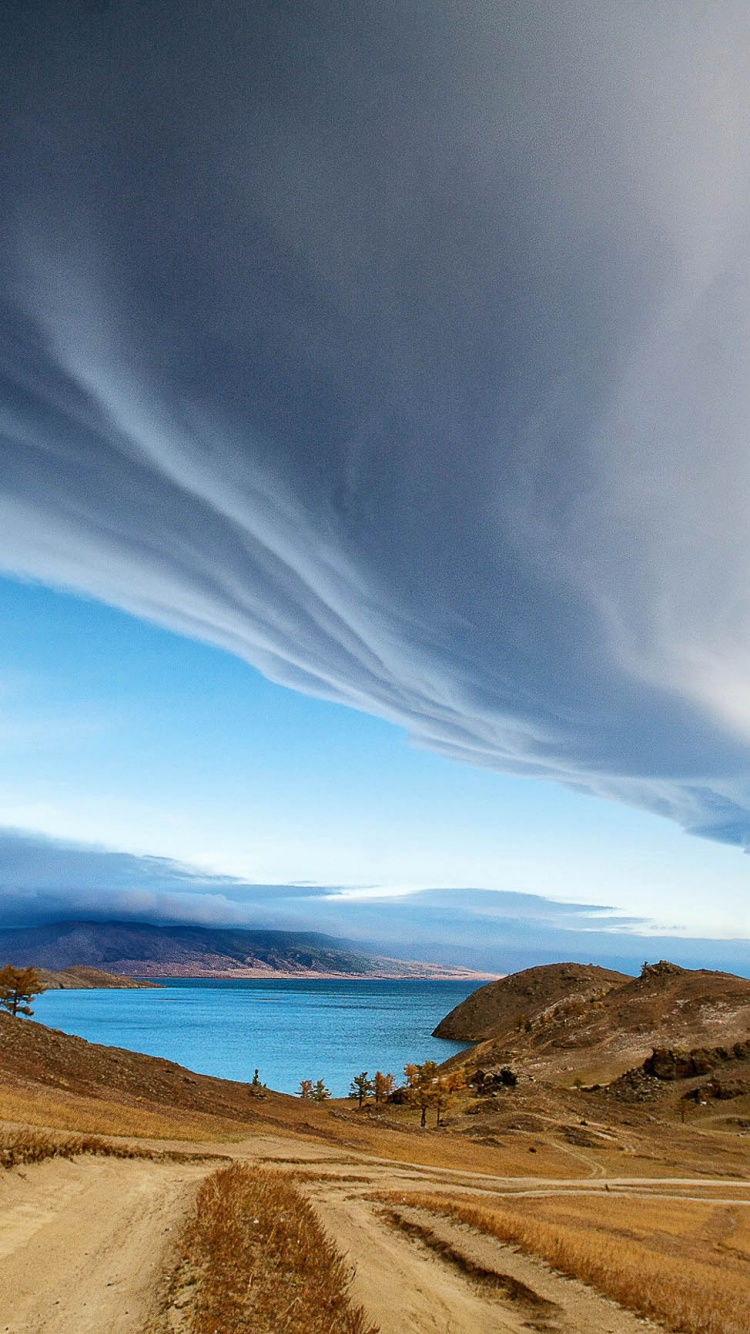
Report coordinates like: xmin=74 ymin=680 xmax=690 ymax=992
xmin=2 ymin=4 xmax=750 ymax=842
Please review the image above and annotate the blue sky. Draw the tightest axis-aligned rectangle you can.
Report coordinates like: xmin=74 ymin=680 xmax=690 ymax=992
xmin=2 ymin=4 xmax=750 ymax=970
xmin=1 ymin=572 xmax=749 ymax=967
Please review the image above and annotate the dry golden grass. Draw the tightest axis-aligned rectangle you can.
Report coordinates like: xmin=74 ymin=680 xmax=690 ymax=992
xmin=0 ymin=1084 xmax=254 ymax=1142
xmin=397 ymin=1189 xmax=750 ymax=1334
xmin=324 ymin=1101 xmax=582 ymax=1177
xmin=160 ymin=1162 xmax=378 ymax=1333
xmin=1 ymin=1077 xmax=579 ymax=1177
xmin=0 ymin=1125 xmax=210 ymax=1170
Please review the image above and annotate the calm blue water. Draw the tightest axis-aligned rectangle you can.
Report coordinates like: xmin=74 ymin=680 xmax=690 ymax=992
xmin=33 ymin=979 xmax=477 ymax=1097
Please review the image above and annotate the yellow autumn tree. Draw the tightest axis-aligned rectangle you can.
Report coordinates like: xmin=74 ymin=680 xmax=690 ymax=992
xmin=0 ymin=966 xmax=45 ymax=1018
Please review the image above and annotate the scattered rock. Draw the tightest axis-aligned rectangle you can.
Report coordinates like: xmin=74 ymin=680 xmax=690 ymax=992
xmin=387 ymin=1086 xmax=410 ymax=1105
xmin=469 ymin=1066 xmax=517 ymax=1093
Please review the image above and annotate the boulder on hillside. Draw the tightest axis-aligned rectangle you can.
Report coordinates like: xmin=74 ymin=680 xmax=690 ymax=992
xmin=387 ymin=1086 xmax=410 ymax=1105
xmin=469 ymin=1066 xmax=518 ymax=1092
xmin=644 ymin=1042 xmax=750 ymax=1080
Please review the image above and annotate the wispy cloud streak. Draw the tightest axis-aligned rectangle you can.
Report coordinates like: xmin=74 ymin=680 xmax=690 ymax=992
xmin=2 ymin=4 xmax=750 ymax=840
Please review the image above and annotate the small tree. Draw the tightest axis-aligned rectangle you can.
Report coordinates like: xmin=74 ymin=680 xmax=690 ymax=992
xmin=349 ymin=1071 xmax=374 ymax=1107
xmin=312 ymin=1079 xmax=331 ymax=1102
xmin=374 ymin=1071 xmax=395 ymax=1104
xmin=0 ymin=966 xmax=45 ymax=1018
xmin=298 ymin=1079 xmax=314 ymax=1100
xmin=432 ymin=1070 xmax=466 ymax=1126
xmin=404 ymin=1060 xmax=440 ymax=1128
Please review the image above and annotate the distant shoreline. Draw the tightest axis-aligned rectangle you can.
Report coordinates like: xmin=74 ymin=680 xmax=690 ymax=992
xmin=133 ymin=967 xmax=499 ymax=982
xmin=1 ymin=920 xmax=499 ymax=986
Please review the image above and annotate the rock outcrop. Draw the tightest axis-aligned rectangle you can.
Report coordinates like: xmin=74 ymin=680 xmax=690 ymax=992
xmin=644 ymin=1041 xmax=750 ymax=1080
xmin=436 ymin=960 xmax=750 ymax=1084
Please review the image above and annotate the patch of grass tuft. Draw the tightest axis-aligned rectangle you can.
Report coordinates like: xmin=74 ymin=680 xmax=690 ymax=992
xmin=158 ymin=1161 xmax=378 ymax=1333
xmin=0 ymin=1126 xmax=223 ymax=1169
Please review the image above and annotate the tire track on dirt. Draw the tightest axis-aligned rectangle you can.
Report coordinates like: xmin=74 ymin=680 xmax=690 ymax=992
xmin=0 ymin=1156 xmax=209 ymax=1334
xmin=306 ymin=1178 xmax=664 ymax=1334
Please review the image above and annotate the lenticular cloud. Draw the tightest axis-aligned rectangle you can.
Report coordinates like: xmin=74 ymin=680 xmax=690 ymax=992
xmin=2 ymin=2 xmax=750 ymax=843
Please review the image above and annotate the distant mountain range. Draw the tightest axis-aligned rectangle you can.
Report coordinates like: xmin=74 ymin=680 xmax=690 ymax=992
xmin=0 ymin=920 xmax=494 ymax=980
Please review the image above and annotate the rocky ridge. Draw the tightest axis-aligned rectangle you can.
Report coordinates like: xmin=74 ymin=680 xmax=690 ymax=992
xmin=436 ymin=960 xmax=750 ymax=1083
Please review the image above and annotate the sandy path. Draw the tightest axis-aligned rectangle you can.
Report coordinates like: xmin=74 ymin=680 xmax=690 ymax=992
xmin=0 ymin=1156 xmax=209 ymax=1334
xmin=307 ymin=1181 xmax=661 ymax=1334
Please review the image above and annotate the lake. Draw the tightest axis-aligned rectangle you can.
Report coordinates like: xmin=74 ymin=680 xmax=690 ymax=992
xmin=32 ymin=978 xmax=478 ymax=1097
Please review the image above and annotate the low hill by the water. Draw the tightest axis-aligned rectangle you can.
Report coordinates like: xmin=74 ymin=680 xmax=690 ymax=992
xmin=433 ymin=962 xmax=630 ymax=1040
xmin=0 ymin=920 xmax=493 ymax=980
xmin=36 ymin=965 xmax=159 ymax=990
xmin=436 ymin=959 xmax=750 ymax=1083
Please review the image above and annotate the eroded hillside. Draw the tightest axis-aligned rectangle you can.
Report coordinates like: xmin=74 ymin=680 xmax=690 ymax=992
xmin=434 ymin=962 xmax=630 ymax=1041
xmin=437 ymin=960 xmax=750 ymax=1084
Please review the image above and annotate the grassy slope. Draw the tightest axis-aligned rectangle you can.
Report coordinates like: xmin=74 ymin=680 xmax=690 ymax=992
xmin=394 ymin=1190 xmax=750 ymax=1334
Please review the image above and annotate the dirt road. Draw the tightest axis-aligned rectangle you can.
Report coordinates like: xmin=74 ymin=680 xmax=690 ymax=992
xmin=0 ymin=1155 xmax=209 ymax=1334
xmin=310 ymin=1187 xmax=657 ymax=1334
xmin=3 ymin=1133 xmax=737 ymax=1333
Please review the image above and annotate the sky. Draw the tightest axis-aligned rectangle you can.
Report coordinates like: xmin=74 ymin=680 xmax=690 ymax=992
xmin=0 ymin=2 xmax=750 ymax=971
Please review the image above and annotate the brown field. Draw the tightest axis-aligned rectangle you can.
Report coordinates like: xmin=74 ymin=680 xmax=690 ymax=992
xmin=0 ymin=1083 xmax=256 ymax=1141
xmin=152 ymin=1161 xmax=378 ymax=1334
xmin=392 ymin=1188 xmax=750 ymax=1334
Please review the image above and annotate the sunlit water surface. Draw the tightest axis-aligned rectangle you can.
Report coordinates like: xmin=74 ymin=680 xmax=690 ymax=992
xmin=33 ymin=978 xmax=478 ymax=1097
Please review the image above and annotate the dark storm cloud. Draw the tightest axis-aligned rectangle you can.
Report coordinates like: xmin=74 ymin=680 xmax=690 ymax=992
xmin=0 ymin=828 xmax=329 ymax=928
xmin=2 ymin=3 xmax=750 ymax=839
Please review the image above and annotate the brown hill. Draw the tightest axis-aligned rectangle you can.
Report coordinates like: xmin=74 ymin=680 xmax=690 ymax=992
xmin=438 ymin=959 xmax=750 ymax=1084
xmin=36 ymin=965 xmax=159 ymax=990
xmin=0 ymin=1010 xmax=292 ymax=1128
xmin=433 ymin=962 xmax=630 ymax=1041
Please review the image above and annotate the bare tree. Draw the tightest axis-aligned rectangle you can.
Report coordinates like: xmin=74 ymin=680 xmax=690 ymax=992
xmin=404 ymin=1060 xmax=439 ymax=1128
xmin=432 ymin=1070 xmax=466 ymax=1126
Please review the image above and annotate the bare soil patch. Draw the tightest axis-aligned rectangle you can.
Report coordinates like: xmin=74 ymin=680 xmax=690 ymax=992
xmin=0 ymin=1155 xmax=209 ymax=1333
